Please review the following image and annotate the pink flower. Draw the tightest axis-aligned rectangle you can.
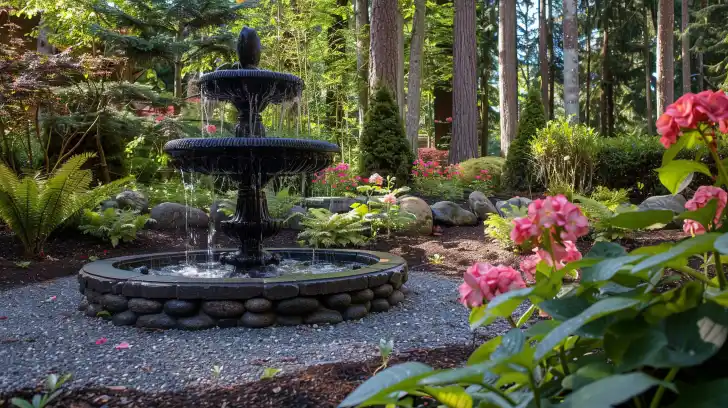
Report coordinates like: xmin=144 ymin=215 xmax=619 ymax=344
xmin=475 ymin=175 xmax=481 ymax=180
xmin=695 ymin=90 xmax=728 ymax=128
xmin=382 ymin=193 xmax=397 ymax=205
xmin=657 ymin=113 xmax=680 ymax=148
xmin=665 ymin=93 xmax=704 ymax=129
xmin=683 ymin=219 xmax=706 ymax=236
xmin=446 ymin=117 xmax=453 ymax=123
xmin=155 ymin=115 xmax=164 ymax=122
xmin=115 ymin=341 xmax=131 ymax=350
xmin=686 ymin=186 xmax=728 ymax=226
xmin=204 ymin=124 xmax=217 ymax=134
xmin=369 ymin=173 xmax=384 ymax=186
xmin=96 ymin=337 xmax=108 ymax=345
xmin=519 ymin=255 xmax=539 ymax=281
xmin=535 ymin=241 xmax=582 ymax=271
xmin=458 ymin=263 xmax=527 ymax=308
xmin=511 ymin=217 xmax=539 ymax=245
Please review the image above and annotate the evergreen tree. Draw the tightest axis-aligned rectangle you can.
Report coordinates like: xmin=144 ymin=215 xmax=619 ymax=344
xmin=502 ymin=87 xmax=546 ymax=192
xmin=359 ymin=87 xmax=414 ymax=183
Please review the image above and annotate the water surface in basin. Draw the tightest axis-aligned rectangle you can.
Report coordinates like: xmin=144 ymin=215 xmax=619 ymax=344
xmin=136 ymin=258 xmax=367 ymax=279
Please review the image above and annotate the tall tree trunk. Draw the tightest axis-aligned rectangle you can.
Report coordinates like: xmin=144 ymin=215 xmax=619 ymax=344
xmin=405 ymin=0 xmax=427 ymax=154
xmin=397 ymin=9 xmax=406 ymax=118
xmin=499 ymin=0 xmax=518 ymax=157
xmin=480 ymin=68 xmax=490 ymax=157
xmin=450 ymin=0 xmax=479 ymax=164
xmin=645 ymin=0 xmax=654 ymax=134
xmin=369 ymin=0 xmax=398 ymax=94
xmin=681 ymin=0 xmax=691 ymax=94
xmin=355 ymin=0 xmax=370 ymax=119
xmin=586 ymin=2 xmax=592 ymax=126
xmin=657 ymin=0 xmax=675 ymax=115
xmin=600 ymin=3 xmax=610 ymax=135
xmin=548 ymin=0 xmax=555 ymax=119
xmin=539 ymin=0 xmax=549 ymax=117
xmin=697 ymin=0 xmax=706 ymax=90
xmin=563 ymin=0 xmax=579 ymax=121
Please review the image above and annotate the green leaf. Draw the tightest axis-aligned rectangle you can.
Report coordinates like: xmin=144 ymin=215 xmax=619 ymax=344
xmin=670 ymin=378 xmax=728 ymax=407
xmin=560 ymin=373 xmax=674 ymax=408
xmin=421 ymin=386 xmax=473 ymax=408
xmin=633 ymin=233 xmax=721 ymax=273
xmin=339 ymin=362 xmax=434 ymax=407
xmin=561 ymin=362 xmax=614 ymax=391
xmin=662 ymin=133 xmax=692 ymax=166
xmin=419 ymin=364 xmax=493 ymax=386
xmin=606 ymin=210 xmax=675 ymax=230
xmin=535 ymin=297 xmax=641 ymax=360
xmin=585 ymin=241 xmax=627 ymax=258
xmin=657 ymin=160 xmax=712 ymax=194
xmin=643 ymin=281 xmax=704 ymax=324
xmin=581 ymin=255 xmax=645 ymax=283
xmin=491 ymin=329 xmax=526 ymax=361
xmin=713 ymin=231 xmax=728 ymax=255
xmin=525 ymin=320 xmax=559 ymax=339
xmin=676 ymin=199 xmax=719 ymax=230
xmin=9 ymin=398 xmax=35 ymax=408
xmin=538 ymin=296 xmax=592 ymax=321
xmin=466 ymin=336 xmax=502 ymax=365
xmin=469 ymin=288 xmax=532 ymax=329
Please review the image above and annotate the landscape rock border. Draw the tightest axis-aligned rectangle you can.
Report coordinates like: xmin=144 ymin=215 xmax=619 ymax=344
xmin=78 ymin=248 xmax=407 ymax=330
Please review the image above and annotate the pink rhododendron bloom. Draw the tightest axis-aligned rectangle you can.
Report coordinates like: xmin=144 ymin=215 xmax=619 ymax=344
xmin=369 ymin=173 xmax=384 ymax=185
xmin=204 ymin=124 xmax=217 ymax=134
xmin=665 ymin=93 xmax=704 ymax=129
xmin=519 ymin=255 xmax=539 ymax=281
xmin=656 ymin=113 xmax=680 ymax=148
xmin=96 ymin=337 xmax=108 ymax=345
xmin=683 ymin=219 xmax=706 ymax=236
xmin=513 ymin=195 xmax=589 ymax=246
xmin=511 ymin=217 xmax=539 ymax=245
xmin=686 ymin=186 xmax=728 ymax=226
xmin=695 ymin=90 xmax=728 ymax=129
xmin=458 ymin=263 xmax=527 ymax=308
xmin=459 ymin=266 xmax=485 ymax=307
xmin=536 ymin=241 xmax=582 ymax=270
xmin=382 ymin=193 xmax=397 ymax=205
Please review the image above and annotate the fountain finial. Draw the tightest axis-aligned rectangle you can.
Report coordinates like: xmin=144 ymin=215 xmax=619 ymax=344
xmin=237 ymin=27 xmax=261 ymax=69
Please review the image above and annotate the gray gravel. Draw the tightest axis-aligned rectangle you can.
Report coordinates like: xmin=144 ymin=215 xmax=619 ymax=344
xmin=0 ymin=271 xmax=526 ymax=392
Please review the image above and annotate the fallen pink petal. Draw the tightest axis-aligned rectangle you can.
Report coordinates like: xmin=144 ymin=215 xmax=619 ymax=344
xmin=115 ymin=342 xmax=131 ymax=350
xmin=95 ymin=337 xmax=108 ymax=345
xmin=0 ymin=316 xmax=7 ymax=320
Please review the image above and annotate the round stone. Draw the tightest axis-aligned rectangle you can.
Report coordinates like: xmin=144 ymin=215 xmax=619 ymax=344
xmin=84 ymin=303 xmax=103 ymax=317
xmin=244 ymin=298 xmax=273 ymax=313
xmin=343 ymin=304 xmax=368 ymax=320
xmin=304 ymin=309 xmax=343 ymax=325
xmin=350 ymin=289 xmax=374 ymax=304
xmin=217 ymin=318 xmax=239 ymax=328
xmin=388 ymin=290 xmax=405 ymax=306
xmin=101 ymin=294 xmax=129 ymax=312
xmin=390 ymin=271 xmax=404 ymax=289
xmin=128 ymin=298 xmax=164 ymax=314
xmin=275 ymin=297 xmax=320 ymax=316
xmin=372 ymin=284 xmax=394 ymax=299
xmin=370 ymin=298 xmax=390 ymax=313
xmin=78 ymin=300 xmax=89 ymax=312
xmin=136 ymin=313 xmax=177 ymax=330
xmin=86 ymin=290 xmax=102 ymax=304
xmin=364 ymin=301 xmax=371 ymax=312
xmin=178 ymin=313 xmax=217 ymax=330
xmin=276 ymin=315 xmax=303 ymax=326
xmin=202 ymin=301 xmax=245 ymax=318
xmin=163 ymin=300 xmax=198 ymax=317
xmin=240 ymin=312 xmax=276 ymax=328
xmin=112 ymin=310 xmax=138 ymax=326
xmin=325 ymin=293 xmax=352 ymax=310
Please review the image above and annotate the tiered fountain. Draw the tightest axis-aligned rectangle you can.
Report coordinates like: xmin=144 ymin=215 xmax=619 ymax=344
xmin=77 ymin=27 xmax=408 ymax=330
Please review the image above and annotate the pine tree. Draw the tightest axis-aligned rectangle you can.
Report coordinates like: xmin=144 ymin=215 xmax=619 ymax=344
xmin=502 ymin=88 xmax=546 ymax=192
xmin=450 ymin=0 xmax=479 ymax=164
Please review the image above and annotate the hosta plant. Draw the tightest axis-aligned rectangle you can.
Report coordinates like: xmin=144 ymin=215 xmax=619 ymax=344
xmin=341 ymin=91 xmax=728 ymax=408
xmin=78 ymin=208 xmax=151 ymax=247
xmin=0 ymin=153 xmax=131 ymax=256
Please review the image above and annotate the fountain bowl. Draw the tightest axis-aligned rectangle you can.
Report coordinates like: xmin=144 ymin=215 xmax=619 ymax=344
xmin=78 ymin=249 xmax=408 ymax=329
xmin=199 ymin=69 xmax=303 ymax=104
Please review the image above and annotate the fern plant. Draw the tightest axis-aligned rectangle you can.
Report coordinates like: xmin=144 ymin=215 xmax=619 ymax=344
xmin=483 ymin=205 xmax=529 ymax=249
xmin=79 ymin=208 xmax=151 ymax=247
xmin=297 ymin=208 xmax=368 ymax=248
xmin=0 ymin=153 xmax=131 ymax=256
xmin=573 ymin=194 xmax=637 ymax=241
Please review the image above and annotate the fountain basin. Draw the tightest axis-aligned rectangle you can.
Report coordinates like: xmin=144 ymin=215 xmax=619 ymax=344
xmin=199 ymin=69 xmax=303 ymax=104
xmin=78 ymin=249 xmax=408 ymax=329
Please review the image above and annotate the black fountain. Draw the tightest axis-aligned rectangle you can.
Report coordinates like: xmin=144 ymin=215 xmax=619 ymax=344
xmin=77 ymin=27 xmax=408 ymax=330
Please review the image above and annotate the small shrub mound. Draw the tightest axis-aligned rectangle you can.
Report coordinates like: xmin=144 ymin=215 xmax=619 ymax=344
xmin=359 ymin=87 xmax=414 ymax=183
xmin=502 ymin=87 xmax=546 ymax=192
xmin=458 ymin=156 xmax=505 ymax=188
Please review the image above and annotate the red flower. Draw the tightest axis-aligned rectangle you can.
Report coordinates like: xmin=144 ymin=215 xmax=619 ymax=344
xmin=446 ymin=117 xmax=453 ymax=123
xmin=204 ymin=124 xmax=217 ymax=134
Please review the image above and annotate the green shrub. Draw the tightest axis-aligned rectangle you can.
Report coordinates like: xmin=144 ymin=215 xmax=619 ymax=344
xmin=266 ymin=187 xmax=301 ymax=219
xmin=411 ymin=178 xmax=464 ymax=201
xmin=359 ymin=87 xmax=414 ymax=183
xmin=297 ymin=208 xmax=368 ymax=248
xmin=0 ymin=153 xmax=131 ymax=256
xmin=502 ymin=87 xmax=546 ymax=192
xmin=483 ymin=204 xmax=528 ymax=249
xmin=79 ymin=208 xmax=150 ymax=247
xmin=531 ymin=119 xmax=600 ymax=193
xmin=458 ymin=156 xmax=505 ymax=187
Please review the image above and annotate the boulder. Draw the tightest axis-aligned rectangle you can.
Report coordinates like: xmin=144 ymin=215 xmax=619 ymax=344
xmin=350 ymin=289 xmax=375 ymax=304
xmin=209 ymin=200 xmax=233 ymax=231
xmin=496 ymin=197 xmax=533 ymax=216
xmin=100 ymin=200 xmax=119 ymax=211
xmin=370 ymin=299 xmax=391 ymax=313
xmin=468 ymin=191 xmax=498 ymax=220
xmin=116 ymin=190 xmax=149 ymax=213
xmin=638 ymin=194 xmax=686 ymax=214
xmin=304 ymin=309 xmax=343 ymax=325
xmin=303 ymin=197 xmax=365 ymax=213
xmin=372 ymin=284 xmax=394 ymax=298
xmin=201 ymin=301 xmax=245 ymax=318
xmin=84 ymin=303 xmax=103 ymax=318
xmin=128 ymin=298 xmax=163 ymax=314
xmin=136 ymin=313 xmax=177 ymax=330
xmin=163 ymin=300 xmax=198 ymax=317
xmin=276 ymin=315 xmax=303 ymax=326
xmin=101 ymin=294 xmax=129 ymax=313
xmin=388 ymin=290 xmax=405 ymax=306
xmin=244 ymin=298 xmax=273 ymax=313
xmin=178 ymin=313 xmax=217 ymax=330
xmin=240 ymin=312 xmax=276 ymax=328
xmin=399 ymin=196 xmax=433 ymax=235
xmin=276 ymin=297 xmax=320 ymax=315
xmin=150 ymin=202 xmax=209 ymax=229
xmin=325 ymin=293 xmax=352 ymax=310
xmin=343 ymin=304 xmax=369 ymax=321
xmin=286 ymin=205 xmax=307 ymax=230
xmin=431 ymin=201 xmax=478 ymax=226
xmin=112 ymin=310 xmax=138 ymax=326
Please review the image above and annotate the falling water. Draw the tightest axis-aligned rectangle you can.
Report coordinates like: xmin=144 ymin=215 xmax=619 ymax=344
xmin=180 ymin=169 xmax=189 ymax=264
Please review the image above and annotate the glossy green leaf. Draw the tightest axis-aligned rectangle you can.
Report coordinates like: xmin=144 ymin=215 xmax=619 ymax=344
xmin=469 ymin=288 xmax=532 ymax=329
xmin=419 ymin=364 xmax=493 ymax=386
xmin=535 ymin=297 xmax=641 ymax=360
xmin=606 ymin=209 xmax=675 ymax=230
xmin=713 ymin=231 xmax=728 ymax=255
xmin=561 ymin=362 xmax=614 ymax=391
xmin=581 ymin=255 xmax=645 ymax=283
xmin=422 ymin=386 xmax=473 ymax=408
xmin=644 ymin=281 xmax=704 ymax=324
xmin=670 ymin=378 xmax=728 ymax=407
xmin=662 ymin=132 xmax=694 ymax=166
xmin=560 ymin=372 xmax=674 ymax=408
xmin=538 ymin=296 xmax=591 ymax=321
xmin=491 ymin=329 xmax=526 ymax=361
xmin=585 ymin=241 xmax=627 ymax=258
xmin=632 ymin=233 xmax=721 ymax=273
xmin=657 ymin=159 xmax=711 ymax=194
xmin=676 ymin=199 xmax=719 ymax=230
xmin=466 ymin=336 xmax=502 ymax=365
xmin=525 ymin=320 xmax=559 ymax=339
xmin=339 ymin=362 xmax=434 ymax=407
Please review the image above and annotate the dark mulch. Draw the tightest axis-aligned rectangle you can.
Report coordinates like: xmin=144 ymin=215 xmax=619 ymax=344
xmin=1 ymin=345 xmax=474 ymax=408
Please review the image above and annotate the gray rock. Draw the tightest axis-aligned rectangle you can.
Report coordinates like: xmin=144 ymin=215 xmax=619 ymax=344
xmin=163 ymin=300 xmax=198 ymax=317
xmin=150 ymin=202 xmax=209 ymax=229
xmin=244 ymin=298 xmax=273 ymax=313
xmin=101 ymin=294 xmax=128 ymax=313
xmin=303 ymin=197 xmax=365 ymax=213
xmin=276 ymin=297 xmax=320 ymax=316
xmin=240 ymin=312 xmax=276 ymax=328
xmin=388 ymin=290 xmax=405 ymax=306
xmin=468 ymin=191 xmax=498 ymax=220
xmin=116 ymin=190 xmax=149 ymax=213
xmin=370 ymin=299 xmax=390 ymax=313
xmin=343 ymin=304 xmax=369 ymax=320
xmin=638 ymin=194 xmax=686 ymax=214
xmin=431 ymin=201 xmax=478 ymax=226
xmin=304 ymin=309 xmax=343 ymax=325
xmin=112 ymin=310 xmax=138 ymax=326
xmin=399 ymin=196 xmax=433 ymax=236
xmin=201 ymin=301 xmax=245 ymax=318
xmin=128 ymin=298 xmax=163 ymax=314
xmin=178 ymin=313 xmax=217 ymax=330
xmin=85 ymin=290 xmax=102 ymax=304
xmin=78 ymin=300 xmax=89 ymax=312
xmin=325 ymin=293 xmax=352 ymax=310
xmin=286 ymin=205 xmax=307 ymax=230
xmin=217 ymin=318 xmax=239 ymax=328
xmin=209 ymin=200 xmax=233 ymax=231
xmin=372 ymin=284 xmax=394 ymax=299
xmin=136 ymin=313 xmax=177 ymax=330
xmin=496 ymin=197 xmax=533 ymax=216
xmin=84 ymin=303 xmax=103 ymax=317
xmin=100 ymin=200 xmax=119 ymax=211
xmin=350 ymin=289 xmax=374 ymax=304
xmin=276 ymin=315 xmax=303 ymax=326
xmin=389 ymin=271 xmax=404 ymax=289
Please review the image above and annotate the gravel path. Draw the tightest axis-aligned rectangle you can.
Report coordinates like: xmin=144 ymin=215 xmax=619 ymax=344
xmin=0 ymin=271 xmax=526 ymax=393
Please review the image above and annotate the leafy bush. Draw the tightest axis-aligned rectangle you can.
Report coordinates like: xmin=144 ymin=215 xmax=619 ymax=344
xmin=359 ymin=87 xmax=414 ymax=183
xmin=140 ymin=178 xmax=221 ymax=209
xmin=354 ymin=175 xmax=415 ymax=237
xmin=417 ymin=148 xmax=449 ymax=164
xmin=79 ymin=208 xmax=150 ymax=247
xmin=266 ymin=187 xmax=301 ymax=219
xmin=531 ymin=119 xmax=600 ymax=193
xmin=483 ymin=204 xmax=528 ymax=249
xmin=457 ymin=156 xmax=505 ymax=187
xmin=589 ymin=185 xmax=630 ymax=208
xmin=311 ymin=162 xmax=361 ymax=196
xmin=297 ymin=208 xmax=368 ymax=248
xmin=502 ymin=87 xmax=546 ymax=192
xmin=410 ymin=158 xmax=464 ymax=200
xmin=0 ymin=153 xmax=131 ymax=256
